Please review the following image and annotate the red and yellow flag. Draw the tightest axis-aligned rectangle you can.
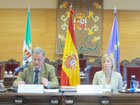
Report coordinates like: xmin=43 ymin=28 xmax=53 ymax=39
xmin=61 ymin=8 xmax=80 ymax=86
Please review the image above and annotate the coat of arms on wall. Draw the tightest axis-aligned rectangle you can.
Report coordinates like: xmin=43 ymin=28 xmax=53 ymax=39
xmin=56 ymin=0 xmax=103 ymax=56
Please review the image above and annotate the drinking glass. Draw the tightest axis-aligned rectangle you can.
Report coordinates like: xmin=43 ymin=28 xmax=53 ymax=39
xmin=122 ymin=81 xmax=127 ymax=91
xmin=0 ymin=80 xmax=4 ymax=90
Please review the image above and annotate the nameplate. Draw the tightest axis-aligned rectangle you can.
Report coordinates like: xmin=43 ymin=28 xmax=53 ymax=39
xmin=44 ymin=89 xmax=59 ymax=93
xmin=18 ymin=84 xmax=44 ymax=93
xmin=77 ymin=85 xmax=103 ymax=94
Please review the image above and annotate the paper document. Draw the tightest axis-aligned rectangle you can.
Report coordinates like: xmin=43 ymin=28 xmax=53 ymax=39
xmin=44 ymin=89 xmax=59 ymax=93
xmin=18 ymin=84 xmax=44 ymax=93
xmin=60 ymin=86 xmax=77 ymax=92
xmin=77 ymin=85 xmax=103 ymax=93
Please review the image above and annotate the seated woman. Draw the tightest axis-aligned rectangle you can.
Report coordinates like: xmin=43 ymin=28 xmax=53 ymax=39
xmin=92 ymin=54 xmax=122 ymax=91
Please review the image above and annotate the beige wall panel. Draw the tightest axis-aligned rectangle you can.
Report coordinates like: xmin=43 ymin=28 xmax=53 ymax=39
xmin=0 ymin=8 xmax=60 ymax=63
xmin=0 ymin=9 xmax=140 ymax=63
xmin=103 ymin=10 xmax=140 ymax=61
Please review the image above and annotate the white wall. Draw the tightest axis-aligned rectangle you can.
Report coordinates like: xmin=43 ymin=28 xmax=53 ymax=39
xmin=0 ymin=0 xmax=140 ymax=10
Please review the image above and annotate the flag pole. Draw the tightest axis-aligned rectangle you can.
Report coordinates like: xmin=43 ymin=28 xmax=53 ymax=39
xmin=23 ymin=3 xmax=32 ymax=65
xmin=114 ymin=7 xmax=117 ymax=15
xmin=106 ymin=6 xmax=120 ymax=72
xmin=60 ymin=4 xmax=80 ymax=86
xmin=28 ymin=3 xmax=30 ymax=11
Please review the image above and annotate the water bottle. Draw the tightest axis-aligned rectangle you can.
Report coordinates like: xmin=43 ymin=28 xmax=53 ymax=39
xmin=130 ymin=75 xmax=136 ymax=92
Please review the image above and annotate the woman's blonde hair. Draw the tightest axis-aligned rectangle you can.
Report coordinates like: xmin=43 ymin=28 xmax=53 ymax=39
xmin=102 ymin=54 xmax=116 ymax=71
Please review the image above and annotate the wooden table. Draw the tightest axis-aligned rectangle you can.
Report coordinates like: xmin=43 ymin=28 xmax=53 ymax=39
xmin=0 ymin=91 xmax=62 ymax=105
xmin=62 ymin=91 xmax=140 ymax=105
xmin=1 ymin=91 xmax=140 ymax=105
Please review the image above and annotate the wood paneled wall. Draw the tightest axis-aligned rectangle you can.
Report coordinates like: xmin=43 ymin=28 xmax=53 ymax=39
xmin=0 ymin=9 xmax=140 ymax=63
xmin=0 ymin=8 xmax=61 ymax=63
xmin=103 ymin=10 xmax=140 ymax=61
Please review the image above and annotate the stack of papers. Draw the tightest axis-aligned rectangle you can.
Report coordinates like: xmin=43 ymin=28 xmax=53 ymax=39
xmin=18 ymin=84 xmax=44 ymax=93
xmin=44 ymin=89 xmax=59 ymax=93
xmin=60 ymin=86 xmax=77 ymax=92
xmin=77 ymin=85 xmax=103 ymax=94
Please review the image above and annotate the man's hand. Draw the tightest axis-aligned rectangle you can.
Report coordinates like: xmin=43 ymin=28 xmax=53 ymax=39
xmin=41 ymin=77 xmax=49 ymax=87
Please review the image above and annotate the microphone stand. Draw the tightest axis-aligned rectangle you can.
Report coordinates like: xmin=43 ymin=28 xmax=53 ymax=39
xmin=84 ymin=66 xmax=91 ymax=84
xmin=7 ymin=62 xmax=29 ymax=92
xmin=8 ymin=68 xmax=24 ymax=92
xmin=85 ymin=70 xmax=89 ymax=84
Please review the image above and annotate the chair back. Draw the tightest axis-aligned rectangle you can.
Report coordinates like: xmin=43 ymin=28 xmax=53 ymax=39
xmin=0 ymin=64 xmax=4 ymax=80
xmin=79 ymin=58 xmax=87 ymax=73
xmin=88 ymin=64 xmax=123 ymax=85
xmin=126 ymin=66 xmax=140 ymax=88
xmin=5 ymin=59 xmax=20 ymax=76
xmin=120 ymin=64 xmax=124 ymax=79
xmin=56 ymin=63 xmax=62 ymax=84
xmin=89 ymin=66 xmax=102 ymax=84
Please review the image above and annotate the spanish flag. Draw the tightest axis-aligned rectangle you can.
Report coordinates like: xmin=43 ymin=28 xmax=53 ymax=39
xmin=61 ymin=8 xmax=80 ymax=86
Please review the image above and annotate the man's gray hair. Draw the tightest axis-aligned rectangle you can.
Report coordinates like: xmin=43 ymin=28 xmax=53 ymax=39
xmin=33 ymin=47 xmax=45 ymax=57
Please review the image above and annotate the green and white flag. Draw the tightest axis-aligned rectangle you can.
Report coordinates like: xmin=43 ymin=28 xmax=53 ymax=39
xmin=23 ymin=9 xmax=32 ymax=65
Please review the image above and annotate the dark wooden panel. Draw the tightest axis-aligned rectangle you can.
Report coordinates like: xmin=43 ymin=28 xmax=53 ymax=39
xmin=0 ymin=92 xmax=61 ymax=105
xmin=62 ymin=92 xmax=140 ymax=105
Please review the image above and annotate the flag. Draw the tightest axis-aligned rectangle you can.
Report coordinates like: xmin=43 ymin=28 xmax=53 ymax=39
xmin=106 ymin=8 xmax=120 ymax=72
xmin=61 ymin=8 xmax=80 ymax=86
xmin=23 ymin=9 xmax=32 ymax=65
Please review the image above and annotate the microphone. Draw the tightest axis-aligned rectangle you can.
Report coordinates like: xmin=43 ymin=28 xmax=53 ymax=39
xmin=15 ymin=64 xmax=28 ymax=72
xmin=84 ymin=65 xmax=91 ymax=72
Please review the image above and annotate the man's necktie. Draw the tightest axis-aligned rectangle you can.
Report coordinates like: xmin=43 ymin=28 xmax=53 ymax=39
xmin=34 ymin=70 xmax=39 ymax=84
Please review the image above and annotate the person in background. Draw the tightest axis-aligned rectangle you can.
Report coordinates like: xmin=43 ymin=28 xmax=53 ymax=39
xmin=14 ymin=47 xmax=59 ymax=89
xmin=92 ymin=54 xmax=122 ymax=91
